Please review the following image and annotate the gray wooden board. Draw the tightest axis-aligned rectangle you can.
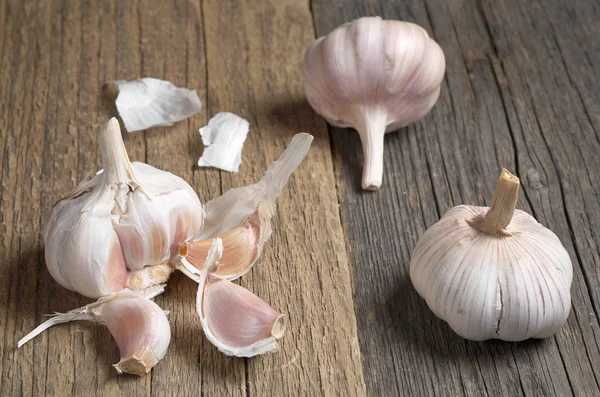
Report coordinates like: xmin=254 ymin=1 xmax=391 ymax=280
xmin=0 ymin=0 xmax=598 ymax=395
xmin=311 ymin=0 xmax=600 ymax=395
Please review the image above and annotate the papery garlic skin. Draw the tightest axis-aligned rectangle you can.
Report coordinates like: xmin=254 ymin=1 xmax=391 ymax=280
xmin=181 ymin=133 xmax=313 ymax=280
xmin=18 ymin=286 xmax=170 ymax=375
xmin=410 ymin=170 xmax=573 ymax=341
xmin=197 ymin=112 xmax=250 ymax=172
xmin=115 ymin=78 xmax=202 ymax=133
xmin=44 ymin=118 xmax=204 ymax=298
xmin=302 ymin=17 xmax=445 ymax=190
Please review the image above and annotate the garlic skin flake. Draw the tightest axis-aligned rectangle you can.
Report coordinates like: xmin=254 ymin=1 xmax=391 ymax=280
xmin=302 ymin=17 xmax=445 ymax=190
xmin=410 ymin=169 xmax=573 ymax=341
xmin=44 ymin=118 xmax=204 ymax=298
xmin=193 ymin=239 xmax=286 ymax=357
xmin=197 ymin=112 xmax=250 ymax=172
xmin=18 ymin=286 xmax=170 ymax=375
xmin=181 ymin=133 xmax=313 ymax=280
xmin=115 ymin=78 xmax=202 ymax=132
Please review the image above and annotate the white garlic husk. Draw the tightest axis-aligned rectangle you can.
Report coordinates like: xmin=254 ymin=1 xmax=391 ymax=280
xmin=302 ymin=17 xmax=445 ymax=190
xmin=180 ymin=133 xmax=313 ymax=280
xmin=18 ymin=286 xmax=170 ymax=375
xmin=410 ymin=169 xmax=573 ymax=341
xmin=44 ymin=118 xmax=204 ymax=298
xmin=114 ymin=78 xmax=202 ymax=133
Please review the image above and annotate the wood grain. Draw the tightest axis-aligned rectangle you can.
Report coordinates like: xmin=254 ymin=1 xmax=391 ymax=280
xmin=1 ymin=0 xmax=598 ymax=395
xmin=0 ymin=0 xmax=364 ymax=396
xmin=201 ymin=0 xmax=365 ymax=395
xmin=311 ymin=0 xmax=600 ymax=396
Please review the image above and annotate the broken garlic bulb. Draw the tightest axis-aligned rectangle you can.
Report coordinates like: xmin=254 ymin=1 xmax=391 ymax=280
xmin=410 ymin=169 xmax=573 ymax=341
xmin=18 ymin=286 xmax=170 ymax=375
xmin=180 ymin=133 xmax=313 ymax=280
xmin=182 ymin=239 xmax=286 ymax=356
xmin=302 ymin=17 xmax=445 ymax=190
xmin=44 ymin=118 xmax=204 ymax=298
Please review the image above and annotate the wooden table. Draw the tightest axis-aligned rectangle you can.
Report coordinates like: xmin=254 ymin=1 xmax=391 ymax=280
xmin=1 ymin=0 xmax=598 ymax=396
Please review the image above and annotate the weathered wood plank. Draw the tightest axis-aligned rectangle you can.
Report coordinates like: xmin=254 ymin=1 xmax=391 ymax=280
xmin=311 ymin=0 xmax=600 ymax=396
xmin=202 ymin=0 xmax=366 ymax=396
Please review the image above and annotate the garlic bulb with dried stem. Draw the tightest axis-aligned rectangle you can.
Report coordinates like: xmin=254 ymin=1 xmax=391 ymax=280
xmin=44 ymin=118 xmax=204 ymax=298
xmin=180 ymin=239 xmax=286 ymax=356
xmin=179 ymin=133 xmax=313 ymax=280
xmin=18 ymin=286 xmax=170 ymax=375
xmin=410 ymin=169 xmax=573 ymax=341
xmin=302 ymin=17 xmax=445 ymax=190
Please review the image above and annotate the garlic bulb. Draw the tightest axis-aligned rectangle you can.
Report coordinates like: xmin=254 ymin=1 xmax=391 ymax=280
xmin=181 ymin=239 xmax=286 ymax=356
xmin=44 ymin=118 xmax=204 ymax=298
xmin=302 ymin=17 xmax=445 ymax=190
xmin=180 ymin=133 xmax=313 ymax=280
xmin=18 ymin=286 xmax=170 ymax=375
xmin=410 ymin=169 xmax=573 ymax=341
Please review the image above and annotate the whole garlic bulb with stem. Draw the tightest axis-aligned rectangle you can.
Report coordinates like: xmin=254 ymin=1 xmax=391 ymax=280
xmin=18 ymin=286 xmax=170 ymax=375
xmin=410 ymin=169 xmax=573 ymax=341
xmin=302 ymin=17 xmax=445 ymax=190
xmin=44 ymin=118 xmax=204 ymax=298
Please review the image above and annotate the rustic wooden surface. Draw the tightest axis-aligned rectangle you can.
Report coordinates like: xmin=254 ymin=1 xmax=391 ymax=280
xmin=0 ymin=0 xmax=598 ymax=396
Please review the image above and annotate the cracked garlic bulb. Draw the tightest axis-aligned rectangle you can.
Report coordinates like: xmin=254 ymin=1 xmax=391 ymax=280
xmin=302 ymin=17 xmax=445 ymax=190
xmin=410 ymin=169 xmax=573 ymax=341
xmin=44 ymin=118 xmax=204 ymax=298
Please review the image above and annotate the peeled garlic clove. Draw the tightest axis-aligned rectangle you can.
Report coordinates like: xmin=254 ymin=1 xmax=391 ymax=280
xmin=44 ymin=118 xmax=204 ymax=298
xmin=194 ymin=240 xmax=286 ymax=356
xmin=18 ymin=286 xmax=170 ymax=375
xmin=302 ymin=17 xmax=445 ymax=190
xmin=197 ymin=112 xmax=250 ymax=172
xmin=180 ymin=133 xmax=313 ymax=280
xmin=114 ymin=78 xmax=202 ymax=133
xmin=410 ymin=169 xmax=573 ymax=341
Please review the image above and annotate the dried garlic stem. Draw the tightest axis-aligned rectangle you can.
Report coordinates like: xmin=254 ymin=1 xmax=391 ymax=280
xmin=356 ymin=109 xmax=387 ymax=191
xmin=484 ymin=169 xmax=520 ymax=231
xmin=98 ymin=118 xmax=138 ymax=186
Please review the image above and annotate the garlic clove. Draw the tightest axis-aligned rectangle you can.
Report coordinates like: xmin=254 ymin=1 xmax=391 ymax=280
xmin=180 ymin=133 xmax=313 ymax=279
xmin=197 ymin=112 xmax=250 ymax=172
xmin=44 ymin=182 xmax=130 ymax=297
xmin=194 ymin=242 xmax=286 ymax=357
xmin=302 ymin=17 xmax=445 ymax=190
xmin=18 ymin=286 xmax=170 ymax=375
xmin=180 ymin=208 xmax=261 ymax=279
xmin=410 ymin=169 xmax=573 ymax=341
xmin=114 ymin=78 xmax=202 ymax=133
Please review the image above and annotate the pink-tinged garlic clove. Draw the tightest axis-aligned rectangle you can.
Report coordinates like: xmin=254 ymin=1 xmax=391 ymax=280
xmin=180 ymin=209 xmax=261 ymax=279
xmin=302 ymin=17 xmax=446 ymax=190
xmin=17 ymin=286 xmax=170 ymax=375
xmin=193 ymin=240 xmax=286 ymax=356
xmin=180 ymin=133 xmax=313 ymax=281
xmin=202 ymin=277 xmax=286 ymax=351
